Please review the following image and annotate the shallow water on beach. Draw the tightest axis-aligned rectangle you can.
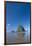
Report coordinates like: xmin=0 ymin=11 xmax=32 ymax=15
xmin=6 ymin=31 xmax=30 ymax=44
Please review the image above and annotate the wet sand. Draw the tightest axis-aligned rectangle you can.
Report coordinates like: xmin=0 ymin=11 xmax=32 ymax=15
xmin=6 ymin=31 xmax=30 ymax=44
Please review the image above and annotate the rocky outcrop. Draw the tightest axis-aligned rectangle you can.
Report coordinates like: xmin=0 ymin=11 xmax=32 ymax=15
xmin=17 ymin=25 xmax=25 ymax=32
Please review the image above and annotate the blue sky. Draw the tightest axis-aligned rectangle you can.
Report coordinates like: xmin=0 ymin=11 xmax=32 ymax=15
xmin=6 ymin=2 xmax=30 ymax=32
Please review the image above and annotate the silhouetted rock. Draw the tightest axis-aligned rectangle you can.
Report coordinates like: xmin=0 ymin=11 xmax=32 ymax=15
xmin=11 ymin=30 xmax=15 ymax=32
xmin=17 ymin=25 xmax=25 ymax=32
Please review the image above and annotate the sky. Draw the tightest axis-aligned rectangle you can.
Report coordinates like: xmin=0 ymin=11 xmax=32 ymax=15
xmin=6 ymin=2 xmax=31 ymax=32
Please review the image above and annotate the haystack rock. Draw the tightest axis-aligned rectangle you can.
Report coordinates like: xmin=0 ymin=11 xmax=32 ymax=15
xmin=17 ymin=25 xmax=25 ymax=32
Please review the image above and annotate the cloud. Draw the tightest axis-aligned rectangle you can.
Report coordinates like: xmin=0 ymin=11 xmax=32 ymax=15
xmin=8 ymin=24 xmax=10 ymax=26
xmin=6 ymin=24 xmax=11 ymax=32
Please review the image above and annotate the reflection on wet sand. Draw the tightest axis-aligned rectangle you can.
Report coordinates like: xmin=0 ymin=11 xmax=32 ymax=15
xmin=6 ymin=31 xmax=30 ymax=44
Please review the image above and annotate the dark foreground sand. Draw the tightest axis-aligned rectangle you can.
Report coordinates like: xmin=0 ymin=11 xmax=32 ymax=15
xmin=6 ymin=31 xmax=30 ymax=44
